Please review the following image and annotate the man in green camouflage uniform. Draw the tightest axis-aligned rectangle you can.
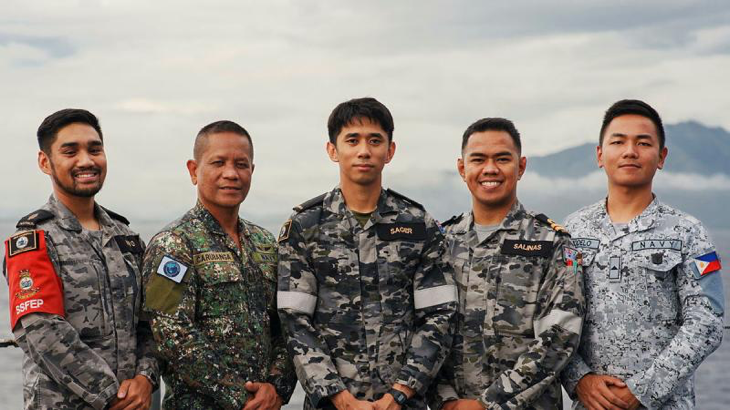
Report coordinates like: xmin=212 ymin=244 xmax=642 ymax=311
xmin=3 ymin=109 xmax=158 ymax=409
xmin=142 ymin=121 xmax=296 ymax=409
xmin=277 ymin=97 xmax=457 ymax=409
xmin=428 ymin=118 xmax=585 ymax=410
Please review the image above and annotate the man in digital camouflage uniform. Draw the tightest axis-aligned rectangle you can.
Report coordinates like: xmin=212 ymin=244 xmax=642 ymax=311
xmin=560 ymin=100 xmax=724 ymax=409
xmin=3 ymin=109 xmax=158 ymax=409
xmin=277 ymin=97 xmax=457 ymax=409
xmin=428 ymin=118 xmax=585 ymax=410
xmin=142 ymin=121 xmax=296 ymax=409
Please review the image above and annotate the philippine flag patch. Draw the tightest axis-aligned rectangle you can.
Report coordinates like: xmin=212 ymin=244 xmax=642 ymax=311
xmin=693 ymin=251 xmax=721 ymax=276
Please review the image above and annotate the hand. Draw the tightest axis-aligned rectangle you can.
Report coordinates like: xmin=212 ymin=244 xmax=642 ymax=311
xmin=109 ymin=374 xmax=153 ymax=410
xmin=608 ymin=386 xmax=640 ymax=410
xmin=331 ymin=390 xmax=376 ymax=410
xmin=575 ymin=374 xmax=630 ymax=410
xmin=243 ymin=382 xmax=283 ymax=410
xmin=442 ymin=399 xmax=486 ymax=410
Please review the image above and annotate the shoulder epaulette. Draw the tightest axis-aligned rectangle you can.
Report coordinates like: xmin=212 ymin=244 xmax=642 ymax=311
xmin=387 ymin=189 xmax=424 ymax=210
xmin=535 ymin=213 xmax=569 ymax=235
xmin=16 ymin=210 xmax=54 ymax=229
xmin=293 ymin=193 xmax=326 ymax=213
xmin=102 ymin=206 xmax=130 ymax=225
xmin=441 ymin=214 xmax=463 ymax=227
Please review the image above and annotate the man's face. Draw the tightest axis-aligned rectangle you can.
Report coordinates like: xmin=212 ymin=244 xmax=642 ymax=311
xmin=458 ymin=130 xmax=526 ymax=212
xmin=327 ymin=117 xmax=395 ymax=187
xmin=39 ymin=123 xmax=107 ymax=198
xmin=187 ymin=132 xmax=254 ymax=213
xmin=598 ymin=114 xmax=667 ymax=189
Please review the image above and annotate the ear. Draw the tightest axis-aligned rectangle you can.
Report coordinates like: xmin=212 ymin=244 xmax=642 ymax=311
xmin=657 ymin=146 xmax=668 ymax=170
xmin=385 ymin=141 xmax=396 ymax=164
xmin=250 ymin=163 xmax=255 ymax=175
xmin=38 ymin=151 xmax=52 ymax=176
xmin=186 ymin=159 xmax=198 ymax=185
xmin=457 ymin=157 xmax=466 ymax=181
xmin=596 ymin=145 xmax=604 ymax=168
xmin=326 ymin=141 xmax=338 ymax=162
xmin=518 ymin=156 xmax=527 ymax=180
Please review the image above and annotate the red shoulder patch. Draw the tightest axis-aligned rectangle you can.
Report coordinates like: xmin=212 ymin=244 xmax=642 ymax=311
xmin=4 ymin=230 xmax=64 ymax=330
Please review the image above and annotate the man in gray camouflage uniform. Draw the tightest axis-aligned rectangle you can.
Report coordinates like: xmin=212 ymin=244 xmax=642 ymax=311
xmin=277 ymin=97 xmax=457 ymax=409
xmin=428 ymin=118 xmax=585 ymax=410
xmin=2 ymin=109 xmax=158 ymax=409
xmin=142 ymin=120 xmax=296 ymax=409
xmin=560 ymin=99 xmax=724 ymax=409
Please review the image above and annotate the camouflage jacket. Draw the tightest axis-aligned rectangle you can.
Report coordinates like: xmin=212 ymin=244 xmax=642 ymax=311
xmin=429 ymin=201 xmax=585 ymax=410
xmin=561 ymin=198 xmax=724 ymax=409
xmin=277 ymin=187 xmax=457 ymax=409
xmin=2 ymin=195 xmax=158 ymax=410
xmin=142 ymin=202 xmax=296 ymax=410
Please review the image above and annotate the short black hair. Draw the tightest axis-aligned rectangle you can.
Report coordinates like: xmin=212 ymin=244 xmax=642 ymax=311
xmin=194 ymin=120 xmax=253 ymax=161
xmin=461 ymin=117 xmax=521 ymax=154
xmin=327 ymin=97 xmax=394 ymax=144
xmin=37 ymin=109 xmax=103 ymax=153
xmin=600 ymin=99 xmax=665 ymax=149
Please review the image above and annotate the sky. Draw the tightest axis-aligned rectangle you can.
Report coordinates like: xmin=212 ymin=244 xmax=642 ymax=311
xmin=2 ymin=0 xmax=730 ymax=231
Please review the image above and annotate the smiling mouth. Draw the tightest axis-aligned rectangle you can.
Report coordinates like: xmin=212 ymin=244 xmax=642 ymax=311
xmin=619 ymin=164 xmax=641 ymax=169
xmin=480 ymin=181 xmax=502 ymax=187
xmin=72 ymin=169 xmax=101 ymax=181
xmin=220 ymin=187 xmax=241 ymax=191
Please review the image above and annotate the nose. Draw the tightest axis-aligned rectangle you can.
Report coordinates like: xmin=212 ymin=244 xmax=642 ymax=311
xmin=76 ymin=150 xmax=95 ymax=167
xmin=622 ymin=143 xmax=639 ymax=158
xmin=481 ymin=159 xmax=499 ymax=175
xmin=356 ymin=141 xmax=371 ymax=158
xmin=222 ymin=163 xmax=239 ymax=180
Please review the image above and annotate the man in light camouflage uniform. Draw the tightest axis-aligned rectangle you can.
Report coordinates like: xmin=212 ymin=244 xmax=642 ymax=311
xmin=560 ymin=100 xmax=724 ymax=409
xmin=428 ymin=118 xmax=585 ymax=410
xmin=3 ymin=109 xmax=158 ymax=409
xmin=142 ymin=120 xmax=296 ymax=409
xmin=277 ymin=97 xmax=457 ymax=409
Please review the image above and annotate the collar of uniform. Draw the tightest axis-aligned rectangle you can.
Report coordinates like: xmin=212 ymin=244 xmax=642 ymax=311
xmin=192 ymin=201 xmax=249 ymax=238
xmin=597 ymin=195 xmax=659 ymax=241
xmin=452 ymin=200 xmax=525 ymax=235
xmin=324 ymin=186 xmax=396 ymax=217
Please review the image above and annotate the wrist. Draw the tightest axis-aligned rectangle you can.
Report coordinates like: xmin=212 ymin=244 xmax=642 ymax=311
xmin=392 ymin=383 xmax=414 ymax=399
xmin=331 ymin=389 xmax=354 ymax=408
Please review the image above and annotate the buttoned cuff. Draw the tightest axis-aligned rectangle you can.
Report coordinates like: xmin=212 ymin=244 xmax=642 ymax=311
xmin=309 ymin=382 xmax=348 ymax=408
xmin=93 ymin=382 xmax=119 ymax=410
xmin=625 ymin=377 xmax=656 ymax=410
xmin=267 ymin=373 xmax=296 ymax=404
xmin=561 ymin=359 xmax=593 ymax=398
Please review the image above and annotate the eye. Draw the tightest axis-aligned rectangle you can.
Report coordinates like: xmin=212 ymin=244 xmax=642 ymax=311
xmin=369 ymin=137 xmax=383 ymax=145
xmin=610 ymin=140 xmax=623 ymax=145
xmin=236 ymin=162 xmax=249 ymax=169
xmin=496 ymin=157 xmax=510 ymax=163
xmin=211 ymin=160 xmax=224 ymax=166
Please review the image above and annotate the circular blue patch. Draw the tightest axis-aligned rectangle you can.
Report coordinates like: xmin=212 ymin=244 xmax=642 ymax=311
xmin=163 ymin=261 xmax=180 ymax=277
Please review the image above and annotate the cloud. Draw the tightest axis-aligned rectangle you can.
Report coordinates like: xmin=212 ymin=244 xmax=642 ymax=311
xmin=115 ymin=98 xmax=216 ymax=115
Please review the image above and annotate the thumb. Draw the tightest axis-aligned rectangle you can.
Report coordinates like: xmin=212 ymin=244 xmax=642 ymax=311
xmin=244 ymin=381 xmax=260 ymax=392
xmin=117 ymin=380 xmax=132 ymax=399
xmin=603 ymin=376 xmax=627 ymax=387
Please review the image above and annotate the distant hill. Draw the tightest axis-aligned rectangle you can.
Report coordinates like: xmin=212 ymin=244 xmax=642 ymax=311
xmin=530 ymin=121 xmax=730 ymax=176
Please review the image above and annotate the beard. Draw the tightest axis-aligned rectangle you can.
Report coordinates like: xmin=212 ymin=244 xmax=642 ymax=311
xmin=50 ymin=163 xmax=105 ymax=198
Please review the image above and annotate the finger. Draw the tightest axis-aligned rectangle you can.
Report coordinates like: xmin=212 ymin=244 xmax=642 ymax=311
xmin=243 ymin=396 xmax=262 ymax=410
xmin=245 ymin=381 xmax=261 ymax=393
xmin=117 ymin=380 xmax=132 ymax=399
xmin=594 ymin=392 xmax=626 ymax=410
xmin=603 ymin=376 xmax=627 ymax=387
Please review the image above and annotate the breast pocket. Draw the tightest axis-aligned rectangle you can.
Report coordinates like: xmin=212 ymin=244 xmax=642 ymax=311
xmin=639 ymin=250 xmax=682 ymax=322
xmin=58 ymin=255 xmax=112 ymax=339
xmin=493 ymin=255 xmax=542 ymax=336
xmin=197 ymin=262 xmax=247 ymax=318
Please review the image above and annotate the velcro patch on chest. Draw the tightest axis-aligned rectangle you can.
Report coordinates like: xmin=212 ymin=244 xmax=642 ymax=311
xmin=501 ymin=239 xmax=553 ymax=257
xmin=114 ymin=235 xmax=143 ymax=254
xmin=631 ymin=239 xmax=682 ymax=252
xmin=193 ymin=251 xmax=235 ymax=266
xmin=376 ymin=223 xmax=426 ymax=241
xmin=7 ymin=231 xmax=39 ymax=257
